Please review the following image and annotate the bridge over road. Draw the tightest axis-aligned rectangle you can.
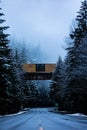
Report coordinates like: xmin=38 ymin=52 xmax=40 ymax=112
xmin=22 ymin=64 xmax=56 ymax=80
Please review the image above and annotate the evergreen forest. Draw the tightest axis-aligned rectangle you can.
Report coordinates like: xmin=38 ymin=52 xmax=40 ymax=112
xmin=0 ymin=0 xmax=87 ymax=115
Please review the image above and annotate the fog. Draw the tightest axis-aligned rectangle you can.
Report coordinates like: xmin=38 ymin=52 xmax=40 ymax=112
xmin=1 ymin=0 xmax=81 ymax=63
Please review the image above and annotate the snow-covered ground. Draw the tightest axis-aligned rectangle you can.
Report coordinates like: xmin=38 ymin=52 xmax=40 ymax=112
xmin=1 ymin=111 xmax=26 ymax=117
xmin=0 ymin=108 xmax=30 ymax=117
xmin=67 ymin=113 xmax=87 ymax=117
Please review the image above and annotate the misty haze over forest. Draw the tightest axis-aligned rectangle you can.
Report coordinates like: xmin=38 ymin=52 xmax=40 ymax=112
xmin=1 ymin=0 xmax=81 ymax=62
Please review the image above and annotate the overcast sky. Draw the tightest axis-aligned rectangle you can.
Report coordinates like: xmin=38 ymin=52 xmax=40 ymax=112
xmin=1 ymin=0 xmax=82 ymax=63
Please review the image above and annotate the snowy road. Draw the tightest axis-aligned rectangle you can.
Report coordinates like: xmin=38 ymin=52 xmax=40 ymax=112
xmin=0 ymin=108 xmax=87 ymax=130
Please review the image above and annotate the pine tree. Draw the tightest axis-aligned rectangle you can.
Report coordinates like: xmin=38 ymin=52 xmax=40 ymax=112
xmin=0 ymin=6 xmax=21 ymax=114
xmin=0 ymin=7 xmax=12 ymax=114
xmin=64 ymin=0 xmax=87 ymax=113
xmin=50 ymin=57 xmax=64 ymax=108
xmin=70 ymin=0 xmax=87 ymax=46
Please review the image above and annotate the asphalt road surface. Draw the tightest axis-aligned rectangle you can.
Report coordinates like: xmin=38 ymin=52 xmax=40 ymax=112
xmin=0 ymin=108 xmax=87 ymax=130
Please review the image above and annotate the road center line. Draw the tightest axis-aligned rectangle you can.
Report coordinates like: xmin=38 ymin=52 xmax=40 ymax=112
xmin=38 ymin=126 xmax=44 ymax=130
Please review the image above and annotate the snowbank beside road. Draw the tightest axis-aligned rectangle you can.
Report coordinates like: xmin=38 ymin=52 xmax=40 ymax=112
xmin=0 ymin=108 xmax=30 ymax=117
xmin=67 ymin=113 xmax=87 ymax=117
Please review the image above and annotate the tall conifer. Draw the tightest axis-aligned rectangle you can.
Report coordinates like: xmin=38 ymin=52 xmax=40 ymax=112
xmin=64 ymin=0 xmax=87 ymax=113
